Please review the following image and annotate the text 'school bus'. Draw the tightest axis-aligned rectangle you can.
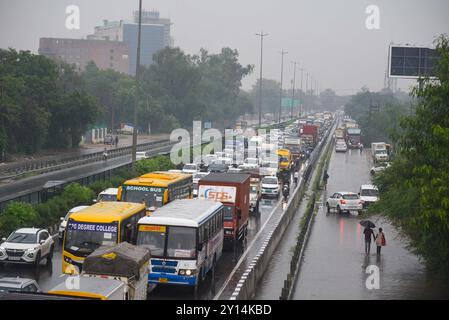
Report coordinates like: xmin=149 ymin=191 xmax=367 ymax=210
xmin=197 ymin=173 xmax=250 ymax=245
xmin=137 ymin=199 xmax=224 ymax=289
xmin=117 ymin=171 xmax=193 ymax=212
xmin=62 ymin=201 xmax=146 ymax=274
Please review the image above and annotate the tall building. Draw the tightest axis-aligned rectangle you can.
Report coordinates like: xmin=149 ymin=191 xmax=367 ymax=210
xmin=87 ymin=10 xmax=172 ymax=74
xmin=38 ymin=38 xmax=129 ymax=73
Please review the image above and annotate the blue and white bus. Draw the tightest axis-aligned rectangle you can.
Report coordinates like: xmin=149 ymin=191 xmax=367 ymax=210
xmin=136 ymin=199 xmax=224 ymax=289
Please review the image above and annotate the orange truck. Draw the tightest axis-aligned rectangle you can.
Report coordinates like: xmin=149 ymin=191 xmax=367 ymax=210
xmin=197 ymin=173 xmax=250 ymax=246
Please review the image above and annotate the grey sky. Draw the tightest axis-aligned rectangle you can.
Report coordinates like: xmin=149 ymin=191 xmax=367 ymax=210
xmin=1 ymin=0 xmax=448 ymax=94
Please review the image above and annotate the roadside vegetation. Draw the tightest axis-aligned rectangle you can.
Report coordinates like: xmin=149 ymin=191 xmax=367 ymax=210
xmin=0 ymin=155 xmax=174 ymax=238
xmin=371 ymin=35 xmax=449 ymax=274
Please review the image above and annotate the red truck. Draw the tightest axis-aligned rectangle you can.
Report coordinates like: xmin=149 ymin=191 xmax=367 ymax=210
xmin=197 ymin=173 xmax=250 ymax=245
xmin=300 ymin=124 xmax=318 ymax=147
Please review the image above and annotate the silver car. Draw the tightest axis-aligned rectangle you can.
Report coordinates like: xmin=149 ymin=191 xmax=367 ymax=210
xmin=0 ymin=277 xmax=42 ymax=293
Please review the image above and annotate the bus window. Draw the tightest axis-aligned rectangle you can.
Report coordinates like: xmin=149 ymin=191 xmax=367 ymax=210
xmin=136 ymin=226 xmax=165 ymax=256
xmin=167 ymin=227 xmax=196 ymax=259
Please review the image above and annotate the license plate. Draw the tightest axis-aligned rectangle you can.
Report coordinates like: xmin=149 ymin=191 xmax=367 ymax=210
xmin=8 ymin=256 xmax=21 ymax=261
xmin=159 ymin=278 xmax=168 ymax=283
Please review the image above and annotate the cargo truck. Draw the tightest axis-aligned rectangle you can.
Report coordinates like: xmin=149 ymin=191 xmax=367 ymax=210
xmin=346 ymin=128 xmax=361 ymax=148
xmin=371 ymin=142 xmax=389 ymax=163
xmin=198 ymin=173 xmax=250 ymax=245
xmin=300 ymin=124 xmax=318 ymax=147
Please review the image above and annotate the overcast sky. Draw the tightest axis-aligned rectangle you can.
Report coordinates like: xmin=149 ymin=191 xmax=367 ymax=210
xmin=1 ymin=0 xmax=448 ymax=94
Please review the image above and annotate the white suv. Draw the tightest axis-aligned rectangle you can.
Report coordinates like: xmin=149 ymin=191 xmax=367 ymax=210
xmin=326 ymin=192 xmax=363 ymax=214
xmin=261 ymin=176 xmax=280 ymax=198
xmin=359 ymin=185 xmax=379 ymax=208
xmin=0 ymin=228 xmax=54 ymax=268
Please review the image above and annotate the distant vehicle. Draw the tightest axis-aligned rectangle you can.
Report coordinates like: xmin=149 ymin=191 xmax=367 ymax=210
xmin=276 ymin=149 xmax=292 ymax=172
xmin=359 ymin=185 xmax=379 ymax=208
xmin=104 ymin=135 xmax=114 ymax=145
xmin=346 ymin=128 xmax=361 ymax=149
xmin=95 ymin=187 xmax=118 ymax=203
xmin=0 ymin=228 xmax=54 ymax=268
xmin=208 ymin=162 xmax=229 ymax=173
xmin=300 ymin=124 xmax=319 ymax=147
xmin=182 ymin=163 xmax=199 ymax=174
xmin=370 ymin=162 xmax=391 ymax=175
xmin=326 ymin=192 xmax=363 ymax=214
xmin=249 ymin=176 xmax=261 ymax=214
xmin=335 ymin=139 xmax=348 ymax=152
xmin=261 ymin=176 xmax=280 ymax=199
xmin=59 ymin=205 xmax=90 ymax=240
xmin=334 ymin=128 xmax=345 ymax=140
xmin=371 ymin=142 xmax=389 ymax=163
xmin=259 ymin=160 xmax=278 ymax=177
xmin=244 ymin=157 xmax=259 ymax=166
xmin=0 ymin=277 xmax=42 ymax=293
xmin=136 ymin=151 xmax=150 ymax=160
xmin=192 ymin=172 xmax=209 ymax=198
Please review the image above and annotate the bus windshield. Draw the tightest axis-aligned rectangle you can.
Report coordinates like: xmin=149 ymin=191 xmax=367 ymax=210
xmin=64 ymin=220 xmax=118 ymax=257
xmin=137 ymin=225 xmax=196 ymax=259
xmin=122 ymin=185 xmax=165 ymax=208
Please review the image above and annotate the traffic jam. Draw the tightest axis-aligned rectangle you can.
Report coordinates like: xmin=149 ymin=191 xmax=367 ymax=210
xmin=0 ymin=112 xmax=335 ymax=300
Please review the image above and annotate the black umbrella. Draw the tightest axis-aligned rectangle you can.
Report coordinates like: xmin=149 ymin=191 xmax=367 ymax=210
xmin=359 ymin=220 xmax=376 ymax=228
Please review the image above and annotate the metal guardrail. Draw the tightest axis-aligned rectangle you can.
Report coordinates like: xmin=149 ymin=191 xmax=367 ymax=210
xmin=0 ymin=138 xmax=171 ymax=181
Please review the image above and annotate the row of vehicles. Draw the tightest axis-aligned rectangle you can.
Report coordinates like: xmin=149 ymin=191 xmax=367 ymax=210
xmin=325 ymin=184 xmax=379 ymax=215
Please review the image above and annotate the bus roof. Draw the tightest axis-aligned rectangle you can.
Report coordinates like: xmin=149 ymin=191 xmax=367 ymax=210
xmin=138 ymin=199 xmax=223 ymax=228
xmin=276 ymin=149 xmax=291 ymax=156
xmin=69 ymin=201 xmax=146 ymax=223
xmin=123 ymin=171 xmax=192 ymax=188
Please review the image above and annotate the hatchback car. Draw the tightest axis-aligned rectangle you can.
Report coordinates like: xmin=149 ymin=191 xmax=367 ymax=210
xmin=0 ymin=228 xmax=54 ymax=267
xmin=326 ymin=192 xmax=363 ymax=214
xmin=261 ymin=176 xmax=280 ymax=198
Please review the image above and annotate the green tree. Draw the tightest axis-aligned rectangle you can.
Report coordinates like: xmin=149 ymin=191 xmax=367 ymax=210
xmin=372 ymin=34 xmax=449 ymax=274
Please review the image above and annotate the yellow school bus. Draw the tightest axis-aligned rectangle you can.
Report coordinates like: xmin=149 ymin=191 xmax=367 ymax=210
xmin=62 ymin=201 xmax=146 ymax=274
xmin=276 ymin=149 xmax=292 ymax=171
xmin=117 ymin=171 xmax=193 ymax=211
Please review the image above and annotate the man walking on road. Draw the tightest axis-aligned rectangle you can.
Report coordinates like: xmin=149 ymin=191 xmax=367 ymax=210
xmin=323 ymin=170 xmax=329 ymax=189
xmin=363 ymin=227 xmax=376 ymax=254
xmin=115 ymin=136 xmax=119 ymax=147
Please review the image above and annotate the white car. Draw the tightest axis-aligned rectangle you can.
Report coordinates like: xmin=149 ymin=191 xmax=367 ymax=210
xmin=244 ymin=157 xmax=260 ymax=166
xmin=359 ymin=185 xmax=379 ymax=208
xmin=95 ymin=187 xmax=118 ymax=202
xmin=136 ymin=151 xmax=149 ymax=160
xmin=59 ymin=205 xmax=90 ymax=240
xmin=0 ymin=228 xmax=54 ymax=267
xmin=0 ymin=277 xmax=42 ymax=293
xmin=370 ymin=162 xmax=391 ymax=175
xmin=182 ymin=163 xmax=199 ymax=174
xmin=335 ymin=139 xmax=348 ymax=152
xmin=326 ymin=192 xmax=363 ymax=214
xmin=261 ymin=176 xmax=280 ymax=198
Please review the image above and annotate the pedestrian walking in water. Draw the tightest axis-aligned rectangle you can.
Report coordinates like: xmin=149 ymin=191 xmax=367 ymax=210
xmin=363 ymin=227 xmax=376 ymax=254
xmin=323 ymin=170 xmax=329 ymax=189
xmin=375 ymin=228 xmax=386 ymax=255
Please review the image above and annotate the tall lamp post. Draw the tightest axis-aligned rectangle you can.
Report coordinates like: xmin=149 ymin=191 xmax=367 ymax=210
xmin=290 ymin=61 xmax=299 ymax=120
xmin=256 ymin=31 xmax=268 ymax=127
xmin=278 ymin=50 xmax=288 ymax=124
xmin=131 ymin=0 xmax=143 ymax=168
xmin=300 ymin=68 xmax=304 ymax=116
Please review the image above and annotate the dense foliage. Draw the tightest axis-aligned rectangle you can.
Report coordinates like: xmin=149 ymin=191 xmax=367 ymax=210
xmin=372 ymin=35 xmax=449 ymax=274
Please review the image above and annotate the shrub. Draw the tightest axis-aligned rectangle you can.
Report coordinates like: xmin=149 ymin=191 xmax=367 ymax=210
xmin=0 ymin=202 xmax=39 ymax=238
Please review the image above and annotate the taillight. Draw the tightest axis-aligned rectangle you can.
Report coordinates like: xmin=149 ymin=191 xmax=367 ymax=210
xmin=340 ymin=200 xmax=346 ymax=204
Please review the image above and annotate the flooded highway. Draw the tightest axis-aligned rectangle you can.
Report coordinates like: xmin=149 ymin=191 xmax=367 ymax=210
xmin=290 ymin=148 xmax=449 ymax=299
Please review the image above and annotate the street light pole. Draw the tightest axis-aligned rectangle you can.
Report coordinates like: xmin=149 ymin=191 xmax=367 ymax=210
xmin=131 ymin=0 xmax=143 ymax=168
xmin=256 ymin=31 xmax=268 ymax=127
xmin=300 ymin=68 xmax=304 ymax=117
xmin=278 ymin=50 xmax=288 ymax=124
xmin=305 ymin=72 xmax=309 ymax=115
xmin=290 ymin=61 xmax=298 ymax=120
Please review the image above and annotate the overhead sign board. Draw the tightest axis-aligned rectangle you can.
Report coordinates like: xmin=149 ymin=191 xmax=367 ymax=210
xmin=389 ymin=45 xmax=438 ymax=79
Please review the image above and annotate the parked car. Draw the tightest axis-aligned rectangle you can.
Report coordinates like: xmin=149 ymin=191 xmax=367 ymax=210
xmin=261 ymin=176 xmax=280 ymax=198
xmin=0 ymin=228 xmax=54 ymax=267
xmin=335 ymin=139 xmax=348 ymax=152
xmin=59 ymin=205 xmax=90 ymax=240
xmin=326 ymin=192 xmax=363 ymax=214
xmin=0 ymin=277 xmax=42 ymax=293
xmin=359 ymin=185 xmax=379 ymax=208
xmin=370 ymin=162 xmax=391 ymax=175
xmin=182 ymin=163 xmax=199 ymax=174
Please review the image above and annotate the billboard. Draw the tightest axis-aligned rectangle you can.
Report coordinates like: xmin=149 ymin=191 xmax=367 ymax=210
xmin=389 ymin=45 xmax=438 ymax=78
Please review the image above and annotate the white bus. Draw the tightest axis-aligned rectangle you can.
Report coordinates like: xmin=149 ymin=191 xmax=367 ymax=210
xmin=136 ymin=199 xmax=224 ymax=290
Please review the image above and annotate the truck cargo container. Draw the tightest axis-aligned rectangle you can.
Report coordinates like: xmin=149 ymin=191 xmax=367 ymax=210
xmin=198 ymin=173 xmax=250 ymax=244
xmin=300 ymin=124 xmax=319 ymax=147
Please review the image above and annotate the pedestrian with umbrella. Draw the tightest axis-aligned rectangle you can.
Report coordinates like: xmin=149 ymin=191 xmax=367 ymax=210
xmin=360 ymin=220 xmax=376 ymax=254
